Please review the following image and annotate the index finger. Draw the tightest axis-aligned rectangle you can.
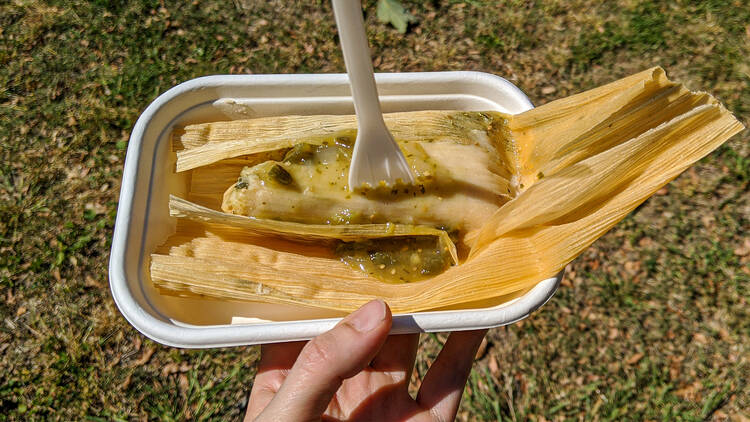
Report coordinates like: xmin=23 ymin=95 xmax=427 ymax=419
xmin=245 ymin=341 xmax=306 ymax=422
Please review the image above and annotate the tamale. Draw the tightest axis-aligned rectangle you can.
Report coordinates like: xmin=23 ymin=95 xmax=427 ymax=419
xmin=151 ymin=67 xmax=744 ymax=312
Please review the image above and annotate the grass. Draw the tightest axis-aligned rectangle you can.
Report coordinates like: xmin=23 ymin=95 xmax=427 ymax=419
xmin=1 ymin=0 xmax=748 ymax=420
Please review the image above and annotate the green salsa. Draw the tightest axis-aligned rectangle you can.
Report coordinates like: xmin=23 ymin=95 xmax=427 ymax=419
xmin=336 ymin=236 xmax=452 ymax=283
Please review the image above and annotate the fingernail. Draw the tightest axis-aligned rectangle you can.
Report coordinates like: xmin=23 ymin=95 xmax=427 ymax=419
xmin=347 ymin=299 xmax=386 ymax=333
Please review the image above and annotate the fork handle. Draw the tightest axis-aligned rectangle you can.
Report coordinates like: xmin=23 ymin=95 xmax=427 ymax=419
xmin=332 ymin=0 xmax=386 ymax=133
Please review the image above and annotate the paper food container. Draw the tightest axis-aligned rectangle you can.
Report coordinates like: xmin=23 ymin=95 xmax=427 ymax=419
xmin=109 ymin=72 xmax=563 ymax=348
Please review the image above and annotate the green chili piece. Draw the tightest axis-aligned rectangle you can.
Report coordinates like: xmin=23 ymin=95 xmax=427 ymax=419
xmin=269 ymin=164 xmax=293 ymax=185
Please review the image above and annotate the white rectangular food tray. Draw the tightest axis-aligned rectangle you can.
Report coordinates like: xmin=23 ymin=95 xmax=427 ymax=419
xmin=109 ymin=71 xmax=562 ymax=348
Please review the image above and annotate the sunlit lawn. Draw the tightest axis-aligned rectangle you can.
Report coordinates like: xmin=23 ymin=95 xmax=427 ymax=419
xmin=1 ymin=0 xmax=747 ymax=420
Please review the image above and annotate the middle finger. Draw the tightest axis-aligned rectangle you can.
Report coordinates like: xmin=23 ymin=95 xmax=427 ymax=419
xmin=369 ymin=334 xmax=420 ymax=374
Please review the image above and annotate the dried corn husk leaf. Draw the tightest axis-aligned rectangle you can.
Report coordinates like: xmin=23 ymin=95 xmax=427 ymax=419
xmin=173 ymin=111 xmax=507 ymax=172
xmin=187 ymin=159 xmax=247 ymax=209
xmin=150 ymin=222 xmax=539 ymax=312
xmin=169 ymin=194 xmax=458 ymax=264
xmin=505 ymin=67 xmax=716 ymax=190
xmin=152 ymin=67 xmax=744 ymax=312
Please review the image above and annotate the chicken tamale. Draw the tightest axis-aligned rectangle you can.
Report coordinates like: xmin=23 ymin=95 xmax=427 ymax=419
xmin=218 ymin=111 xmax=512 ymax=282
xmin=150 ymin=67 xmax=744 ymax=312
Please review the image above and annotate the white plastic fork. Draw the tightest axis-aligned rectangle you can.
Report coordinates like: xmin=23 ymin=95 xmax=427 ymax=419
xmin=331 ymin=0 xmax=415 ymax=189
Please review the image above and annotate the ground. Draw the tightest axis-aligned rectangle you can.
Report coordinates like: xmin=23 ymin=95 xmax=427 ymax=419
xmin=0 ymin=0 xmax=748 ymax=420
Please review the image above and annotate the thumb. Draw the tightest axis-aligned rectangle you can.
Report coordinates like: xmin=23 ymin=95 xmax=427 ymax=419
xmin=254 ymin=299 xmax=392 ymax=421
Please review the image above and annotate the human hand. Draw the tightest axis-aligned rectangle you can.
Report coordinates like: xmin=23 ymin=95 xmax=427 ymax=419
xmin=245 ymin=299 xmax=487 ymax=421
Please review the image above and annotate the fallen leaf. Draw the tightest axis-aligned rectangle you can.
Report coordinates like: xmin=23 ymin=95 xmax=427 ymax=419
xmin=178 ymin=373 xmax=189 ymax=393
xmin=121 ymin=373 xmax=132 ymax=389
xmin=656 ymin=187 xmax=668 ymax=195
xmin=474 ymin=337 xmax=488 ymax=360
xmin=733 ymin=238 xmax=750 ymax=256
xmin=107 ymin=355 xmax=121 ymax=370
xmin=608 ymin=328 xmax=620 ymax=340
xmin=669 ymin=361 xmax=680 ymax=379
xmin=15 ymin=306 xmax=27 ymax=317
xmin=675 ymin=381 xmax=702 ymax=401
xmin=85 ymin=275 xmax=102 ymax=288
xmin=719 ymin=328 xmax=730 ymax=341
xmin=410 ymin=368 xmax=421 ymax=391
xmin=541 ymin=86 xmax=556 ymax=95
xmin=162 ymin=362 xmax=179 ymax=376
xmin=488 ymin=354 xmax=499 ymax=376
xmin=132 ymin=346 xmax=155 ymax=367
xmin=626 ymin=352 xmax=644 ymax=365
xmin=162 ymin=362 xmax=192 ymax=376
xmin=376 ymin=0 xmax=416 ymax=34
xmin=624 ymin=260 xmax=641 ymax=275
xmin=701 ymin=215 xmax=715 ymax=228
xmin=693 ymin=333 xmax=708 ymax=345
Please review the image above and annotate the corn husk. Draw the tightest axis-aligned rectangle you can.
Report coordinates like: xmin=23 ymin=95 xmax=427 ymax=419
xmin=173 ymin=111 xmax=509 ymax=174
xmin=151 ymin=67 xmax=744 ymax=312
xmin=186 ymin=159 xmax=248 ymax=209
xmin=168 ymin=194 xmax=458 ymax=264
xmin=151 ymin=219 xmax=538 ymax=310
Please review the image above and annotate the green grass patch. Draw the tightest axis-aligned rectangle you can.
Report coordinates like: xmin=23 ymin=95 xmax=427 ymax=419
xmin=570 ymin=1 xmax=668 ymax=70
xmin=1 ymin=0 xmax=747 ymax=420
